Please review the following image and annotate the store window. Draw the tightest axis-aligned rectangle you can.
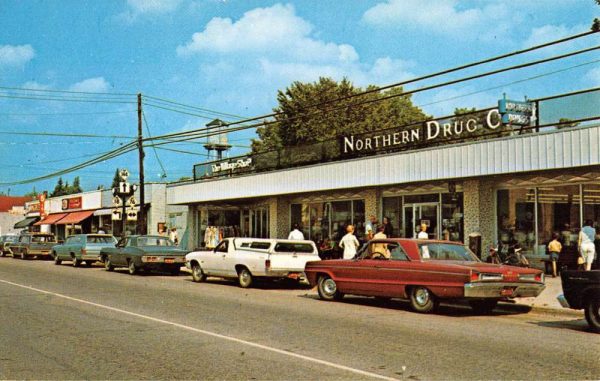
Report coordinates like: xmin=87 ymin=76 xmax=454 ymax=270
xmin=290 ymin=199 xmax=365 ymax=242
xmin=497 ymin=188 xmax=536 ymax=255
xmin=583 ymin=184 xmax=600 ymax=235
xmin=382 ymin=197 xmax=402 ymax=238
xmin=441 ymin=193 xmax=464 ymax=242
xmin=537 ymin=186 xmax=581 ymax=251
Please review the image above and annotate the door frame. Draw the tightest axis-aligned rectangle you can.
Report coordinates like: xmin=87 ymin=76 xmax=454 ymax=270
xmin=403 ymin=202 xmax=440 ymax=239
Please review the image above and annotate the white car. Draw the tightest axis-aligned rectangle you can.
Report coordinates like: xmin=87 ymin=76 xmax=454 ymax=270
xmin=185 ymin=237 xmax=321 ymax=288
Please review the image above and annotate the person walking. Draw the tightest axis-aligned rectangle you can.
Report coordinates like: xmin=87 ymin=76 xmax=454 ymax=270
xmin=169 ymin=227 xmax=179 ymax=246
xmin=383 ymin=216 xmax=393 ymax=238
xmin=417 ymin=223 xmax=429 ymax=240
xmin=339 ymin=225 xmax=360 ymax=259
xmin=288 ymin=224 xmax=305 ymax=240
xmin=579 ymin=220 xmax=596 ymax=271
xmin=548 ymin=232 xmax=562 ymax=277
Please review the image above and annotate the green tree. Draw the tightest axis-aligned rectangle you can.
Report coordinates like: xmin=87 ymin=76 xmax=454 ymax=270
xmin=71 ymin=176 xmax=82 ymax=194
xmin=51 ymin=177 xmax=65 ymax=197
xmin=24 ymin=187 xmax=39 ymax=198
xmin=252 ymin=77 xmax=428 ymax=158
xmin=111 ymin=168 xmax=120 ymax=189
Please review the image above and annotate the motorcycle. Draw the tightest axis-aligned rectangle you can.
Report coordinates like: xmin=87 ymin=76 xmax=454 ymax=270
xmin=489 ymin=241 xmax=530 ymax=267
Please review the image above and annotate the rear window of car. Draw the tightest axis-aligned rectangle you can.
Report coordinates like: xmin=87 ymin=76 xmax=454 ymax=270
xmin=249 ymin=242 xmax=271 ymax=250
xmin=274 ymin=242 xmax=315 ymax=253
xmin=87 ymin=236 xmax=116 ymax=244
xmin=418 ymin=243 xmax=479 ymax=261
xmin=137 ymin=237 xmax=173 ymax=246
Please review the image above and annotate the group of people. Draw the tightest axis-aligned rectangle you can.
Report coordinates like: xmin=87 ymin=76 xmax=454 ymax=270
xmin=547 ymin=219 xmax=597 ymax=276
xmin=158 ymin=226 xmax=180 ymax=245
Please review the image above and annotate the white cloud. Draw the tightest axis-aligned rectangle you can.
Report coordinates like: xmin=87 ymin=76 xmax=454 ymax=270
xmin=68 ymin=77 xmax=110 ymax=93
xmin=523 ymin=23 xmax=588 ymax=49
xmin=362 ymin=0 xmax=511 ymax=40
xmin=0 ymin=44 xmax=35 ymax=67
xmin=117 ymin=0 xmax=182 ymax=22
xmin=586 ymin=67 xmax=600 ymax=86
xmin=179 ymin=2 xmax=415 ymax=102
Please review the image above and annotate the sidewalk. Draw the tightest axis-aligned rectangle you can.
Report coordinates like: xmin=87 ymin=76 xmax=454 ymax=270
xmin=507 ymin=275 xmax=583 ymax=316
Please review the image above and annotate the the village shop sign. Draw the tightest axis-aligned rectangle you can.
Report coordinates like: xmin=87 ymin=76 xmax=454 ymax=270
xmin=342 ymin=109 xmax=504 ymax=154
xmin=212 ymin=158 xmax=253 ymax=173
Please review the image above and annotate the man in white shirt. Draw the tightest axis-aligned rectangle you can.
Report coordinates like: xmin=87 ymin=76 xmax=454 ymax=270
xmin=288 ymin=224 xmax=305 ymax=240
xmin=417 ymin=223 xmax=429 ymax=240
xmin=340 ymin=225 xmax=360 ymax=259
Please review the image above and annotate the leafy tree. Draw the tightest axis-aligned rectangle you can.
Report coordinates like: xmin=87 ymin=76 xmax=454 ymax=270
xmin=24 ymin=187 xmax=39 ymax=198
xmin=71 ymin=176 xmax=82 ymax=194
xmin=51 ymin=177 xmax=65 ymax=197
xmin=251 ymin=77 xmax=428 ymax=162
xmin=111 ymin=168 xmax=120 ymax=189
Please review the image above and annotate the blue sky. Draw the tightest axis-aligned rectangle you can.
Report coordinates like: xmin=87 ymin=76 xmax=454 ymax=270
xmin=0 ymin=0 xmax=599 ymax=195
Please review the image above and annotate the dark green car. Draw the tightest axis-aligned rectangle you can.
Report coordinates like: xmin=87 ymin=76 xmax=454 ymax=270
xmin=100 ymin=235 xmax=187 ymax=275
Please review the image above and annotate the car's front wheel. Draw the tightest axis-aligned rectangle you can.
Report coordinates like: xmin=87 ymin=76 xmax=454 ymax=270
xmin=72 ymin=257 xmax=81 ymax=267
xmin=317 ymin=275 xmax=344 ymax=301
xmin=20 ymin=250 xmax=28 ymax=260
xmin=237 ymin=267 xmax=253 ymax=288
xmin=584 ymin=296 xmax=600 ymax=333
xmin=191 ymin=263 xmax=206 ymax=282
xmin=469 ymin=299 xmax=498 ymax=314
xmin=409 ymin=286 xmax=438 ymax=313
xmin=104 ymin=257 xmax=114 ymax=271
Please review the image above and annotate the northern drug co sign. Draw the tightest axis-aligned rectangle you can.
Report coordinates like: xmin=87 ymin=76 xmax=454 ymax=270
xmin=342 ymin=109 xmax=503 ymax=154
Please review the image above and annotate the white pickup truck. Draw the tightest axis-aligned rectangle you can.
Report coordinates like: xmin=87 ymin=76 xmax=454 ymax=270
xmin=185 ymin=238 xmax=321 ymax=288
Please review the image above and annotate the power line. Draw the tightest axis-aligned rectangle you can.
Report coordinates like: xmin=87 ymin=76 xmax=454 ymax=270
xmin=142 ymin=111 xmax=167 ymax=178
xmin=0 ymin=131 xmax=135 ymax=139
xmin=142 ymin=94 xmax=246 ymax=120
xmin=0 ymin=109 xmax=136 ymax=116
xmin=142 ymin=101 xmax=223 ymax=120
xmin=0 ymin=93 xmax=136 ymax=104
xmin=0 ymin=84 xmax=136 ymax=96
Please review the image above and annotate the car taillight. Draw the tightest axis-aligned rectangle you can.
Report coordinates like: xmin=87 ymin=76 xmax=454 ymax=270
xmin=81 ymin=249 xmax=87 ymax=255
xmin=265 ymin=259 xmax=271 ymax=270
xmin=470 ymin=271 xmax=480 ymax=282
xmin=535 ymin=273 xmax=543 ymax=282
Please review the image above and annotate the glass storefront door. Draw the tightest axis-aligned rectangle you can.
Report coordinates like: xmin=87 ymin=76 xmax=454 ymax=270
xmin=403 ymin=203 xmax=440 ymax=239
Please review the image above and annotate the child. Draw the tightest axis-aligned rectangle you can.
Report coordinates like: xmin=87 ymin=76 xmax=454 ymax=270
xmin=547 ymin=232 xmax=562 ymax=277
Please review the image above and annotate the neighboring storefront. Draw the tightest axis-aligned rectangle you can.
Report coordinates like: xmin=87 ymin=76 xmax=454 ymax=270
xmin=167 ymin=88 xmax=600 ymax=268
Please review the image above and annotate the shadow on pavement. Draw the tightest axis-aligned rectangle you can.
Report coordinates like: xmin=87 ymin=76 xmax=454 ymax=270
xmin=298 ymin=294 xmax=533 ymax=317
xmin=532 ymin=319 xmax=592 ymax=333
xmin=181 ymin=277 xmax=313 ymax=290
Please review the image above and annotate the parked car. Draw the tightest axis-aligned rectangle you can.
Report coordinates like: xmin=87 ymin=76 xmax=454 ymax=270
xmin=557 ymin=270 xmax=600 ymax=333
xmin=100 ymin=235 xmax=187 ymax=275
xmin=305 ymin=239 xmax=545 ymax=314
xmin=9 ymin=233 xmax=57 ymax=260
xmin=0 ymin=235 xmax=18 ymax=257
xmin=52 ymin=234 xmax=118 ymax=267
xmin=185 ymin=238 xmax=321 ymax=288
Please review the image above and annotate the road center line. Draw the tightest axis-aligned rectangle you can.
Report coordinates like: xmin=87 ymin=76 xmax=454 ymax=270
xmin=0 ymin=278 xmax=399 ymax=381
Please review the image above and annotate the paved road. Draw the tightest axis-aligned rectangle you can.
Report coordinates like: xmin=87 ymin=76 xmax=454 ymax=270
xmin=0 ymin=257 xmax=598 ymax=380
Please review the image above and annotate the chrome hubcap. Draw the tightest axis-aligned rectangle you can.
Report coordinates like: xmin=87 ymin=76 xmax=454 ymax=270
xmin=193 ymin=266 xmax=201 ymax=278
xmin=241 ymin=271 xmax=250 ymax=283
xmin=415 ymin=288 xmax=429 ymax=305
xmin=323 ymin=278 xmax=337 ymax=295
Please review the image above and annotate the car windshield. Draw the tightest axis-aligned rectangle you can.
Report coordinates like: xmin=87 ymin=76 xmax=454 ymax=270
xmin=418 ymin=243 xmax=479 ymax=261
xmin=32 ymin=235 xmax=55 ymax=243
xmin=3 ymin=236 xmax=17 ymax=242
xmin=87 ymin=236 xmax=117 ymax=244
xmin=137 ymin=237 xmax=173 ymax=247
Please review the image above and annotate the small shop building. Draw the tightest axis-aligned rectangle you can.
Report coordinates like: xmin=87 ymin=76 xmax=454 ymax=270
xmin=167 ymin=88 xmax=600 ymax=269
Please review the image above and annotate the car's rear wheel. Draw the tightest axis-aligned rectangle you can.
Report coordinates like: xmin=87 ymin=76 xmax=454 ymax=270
xmin=72 ymin=257 xmax=81 ymax=267
xmin=104 ymin=257 xmax=114 ymax=271
xmin=128 ymin=260 xmax=137 ymax=275
xmin=317 ymin=275 xmax=344 ymax=301
xmin=409 ymin=286 xmax=438 ymax=313
xmin=584 ymin=296 xmax=600 ymax=333
xmin=53 ymin=252 xmax=61 ymax=265
xmin=20 ymin=250 xmax=28 ymax=260
xmin=191 ymin=263 xmax=206 ymax=282
xmin=469 ymin=299 xmax=498 ymax=314
xmin=238 ymin=267 xmax=253 ymax=288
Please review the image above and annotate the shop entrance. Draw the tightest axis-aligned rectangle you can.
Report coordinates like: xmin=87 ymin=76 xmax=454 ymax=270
xmin=403 ymin=203 xmax=439 ymax=239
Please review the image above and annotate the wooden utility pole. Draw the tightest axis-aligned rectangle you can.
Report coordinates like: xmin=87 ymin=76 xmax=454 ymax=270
xmin=137 ymin=93 xmax=146 ymax=235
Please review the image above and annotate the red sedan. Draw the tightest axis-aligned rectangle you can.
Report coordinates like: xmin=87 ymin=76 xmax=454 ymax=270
xmin=305 ymin=239 xmax=545 ymax=314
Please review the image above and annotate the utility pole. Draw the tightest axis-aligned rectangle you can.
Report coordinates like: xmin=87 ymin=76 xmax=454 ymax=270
xmin=137 ymin=93 xmax=146 ymax=235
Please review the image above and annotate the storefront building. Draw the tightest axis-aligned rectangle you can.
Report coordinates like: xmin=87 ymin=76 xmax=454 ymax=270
xmin=31 ymin=183 xmax=179 ymax=241
xmin=167 ymin=89 xmax=600 ymax=268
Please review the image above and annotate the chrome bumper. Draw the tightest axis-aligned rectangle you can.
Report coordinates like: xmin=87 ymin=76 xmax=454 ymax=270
xmin=464 ymin=282 xmax=545 ymax=298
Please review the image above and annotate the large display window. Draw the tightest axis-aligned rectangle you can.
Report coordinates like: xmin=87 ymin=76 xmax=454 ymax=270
xmin=290 ymin=200 xmax=365 ymax=242
xmin=497 ymin=188 xmax=536 ymax=254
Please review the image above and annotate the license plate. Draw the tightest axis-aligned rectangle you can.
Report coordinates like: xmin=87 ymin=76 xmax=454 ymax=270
xmin=501 ymin=287 xmax=514 ymax=296
xmin=164 ymin=258 xmax=174 ymax=264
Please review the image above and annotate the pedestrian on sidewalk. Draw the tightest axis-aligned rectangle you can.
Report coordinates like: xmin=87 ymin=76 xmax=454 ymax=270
xmin=288 ymin=224 xmax=305 ymax=240
xmin=548 ymin=232 xmax=562 ymax=277
xmin=169 ymin=227 xmax=179 ymax=246
xmin=578 ymin=220 xmax=596 ymax=271
xmin=339 ymin=225 xmax=360 ymax=260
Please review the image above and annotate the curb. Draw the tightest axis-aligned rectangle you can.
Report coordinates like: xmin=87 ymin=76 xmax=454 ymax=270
xmin=497 ymin=302 xmax=584 ymax=318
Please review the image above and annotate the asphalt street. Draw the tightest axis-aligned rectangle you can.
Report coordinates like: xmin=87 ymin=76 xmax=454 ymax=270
xmin=0 ymin=257 xmax=598 ymax=380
